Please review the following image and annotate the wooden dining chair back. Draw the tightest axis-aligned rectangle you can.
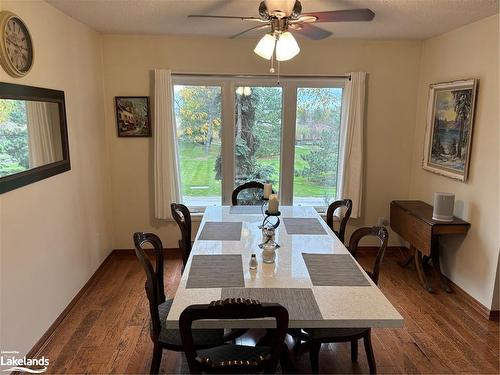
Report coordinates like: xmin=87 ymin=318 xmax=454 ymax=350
xmin=326 ymin=199 xmax=352 ymax=244
xmin=180 ymin=298 xmax=289 ymax=374
xmin=293 ymin=226 xmax=389 ymax=374
xmin=134 ymin=232 xmax=233 ymax=374
xmin=171 ymin=203 xmax=192 ymax=268
xmin=133 ymin=232 xmax=166 ymax=341
xmin=348 ymin=226 xmax=389 ymax=285
xmin=231 ymin=181 xmax=274 ymax=206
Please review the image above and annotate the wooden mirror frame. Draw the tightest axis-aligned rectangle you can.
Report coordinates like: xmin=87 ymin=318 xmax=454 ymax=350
xmin=0 ymin=82 xmax=70 ymax=194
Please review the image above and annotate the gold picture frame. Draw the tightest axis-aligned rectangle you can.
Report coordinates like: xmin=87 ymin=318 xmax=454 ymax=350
xmin=423 ymin=79 xmax=478 ymax=182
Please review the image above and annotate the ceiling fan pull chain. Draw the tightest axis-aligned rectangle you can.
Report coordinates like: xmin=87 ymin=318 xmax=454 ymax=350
xmin=269 ymin=50 xmax=275 ymax=74
xmin=277 ymin=60 xmax=281 ymax=85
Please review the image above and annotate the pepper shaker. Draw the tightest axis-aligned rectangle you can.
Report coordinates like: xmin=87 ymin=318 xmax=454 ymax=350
xmin=249 ymin=254 xmax=258 ymax=270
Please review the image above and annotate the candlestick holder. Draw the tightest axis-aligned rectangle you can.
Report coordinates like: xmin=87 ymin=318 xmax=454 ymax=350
xmin=258 ymin=210 xmax=281 ymax=249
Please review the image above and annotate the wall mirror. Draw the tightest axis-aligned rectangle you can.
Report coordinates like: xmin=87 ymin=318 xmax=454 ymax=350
xmin=0 ymin=82 xmax=70 ymax=193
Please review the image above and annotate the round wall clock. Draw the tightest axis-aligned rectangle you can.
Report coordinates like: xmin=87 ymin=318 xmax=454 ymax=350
xmin=0 ymin=11 xmax=34 ymax=77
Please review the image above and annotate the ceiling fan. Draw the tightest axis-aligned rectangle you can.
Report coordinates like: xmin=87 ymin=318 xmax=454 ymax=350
xmin=188 ymin=0 xmax=375 ymax=62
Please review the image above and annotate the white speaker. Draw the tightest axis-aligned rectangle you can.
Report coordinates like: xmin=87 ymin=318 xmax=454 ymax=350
xmin=432 ymin=192 xmax=455 ymax=222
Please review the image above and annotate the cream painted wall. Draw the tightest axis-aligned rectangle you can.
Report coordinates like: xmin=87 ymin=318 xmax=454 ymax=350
xmin=0 ymin=0 xmax=496 ymax=357
xmin=101 ymin=35 xmax=421 ymax=249
xmin=0 ymin=0 xmax=111 ymax=355
xmin=409 ymin=15 xmax=499 ymax=309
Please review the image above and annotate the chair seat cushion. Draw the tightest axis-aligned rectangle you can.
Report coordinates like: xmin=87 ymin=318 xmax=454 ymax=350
xmin=157 ymin=299 xmax=224 ymax=347
xmin=197 ymin=344 xmax=271 ymax=363
xmin=305 ymin=327 xmax=368 ymax=340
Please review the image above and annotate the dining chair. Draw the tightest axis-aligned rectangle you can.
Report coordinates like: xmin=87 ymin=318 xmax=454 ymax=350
xmin=170 ymin=203 xmax=192 ymax=269
xmin=326 ymin=199 xmax=352 ymax=244
xmin=296 ymin=226 xmax=388 ymax=374
xmin=180 ymin=298 xmax=289 ymax=374
xmin=133 ymin=232 xmax=240 ymax=374
xmin=231 ymin=181 xmax=275 ymax=206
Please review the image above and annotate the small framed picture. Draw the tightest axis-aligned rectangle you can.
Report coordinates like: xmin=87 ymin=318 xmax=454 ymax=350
xmin=423 ymin=79 xmax=478 ymax=182
xmin=115 ymin=96 xmax=151 ymax=137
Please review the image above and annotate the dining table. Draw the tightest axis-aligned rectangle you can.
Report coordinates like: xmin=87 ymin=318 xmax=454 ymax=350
xmin=166 ymin=205 xmax=404 ymax=330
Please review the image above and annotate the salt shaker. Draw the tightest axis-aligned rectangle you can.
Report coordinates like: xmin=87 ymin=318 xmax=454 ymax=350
xmin=249 ymin=254 xmax=258 ymax=270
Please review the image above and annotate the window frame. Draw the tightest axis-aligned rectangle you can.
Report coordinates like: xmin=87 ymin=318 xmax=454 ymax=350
xmin=172 ymin=75 xmax=345 ymax=211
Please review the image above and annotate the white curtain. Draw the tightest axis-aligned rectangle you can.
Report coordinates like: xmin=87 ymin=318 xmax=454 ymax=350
xmin=338 ymin=72 xmax=366 ymax=218
xmin=153 ymin=69 xmax=181 ymax=220
xmin=26 ymin=101 xmax=57 ymax=168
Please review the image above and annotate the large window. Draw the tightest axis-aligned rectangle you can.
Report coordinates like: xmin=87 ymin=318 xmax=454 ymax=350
xmin=172 ymin=76 xmax=344 ymax=209
xmin=293 ymin=87 xmax=342 ymax=207
xmin=234 ymin=86 xmax=282 ymax=190
xmin=173 ymin=85 xmax=222 ymax=206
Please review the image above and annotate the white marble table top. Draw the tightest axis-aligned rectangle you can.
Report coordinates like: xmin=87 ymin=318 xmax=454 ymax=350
xmin=166 ymin=206 xmax=404 ymax=329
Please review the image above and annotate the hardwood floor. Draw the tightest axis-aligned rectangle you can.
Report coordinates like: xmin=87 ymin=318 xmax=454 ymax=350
xmin=37 ymin=252 xmax=499 ymax=374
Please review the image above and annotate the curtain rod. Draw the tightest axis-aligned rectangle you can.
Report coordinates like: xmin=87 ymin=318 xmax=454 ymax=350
xmin=171 ymin=72 xmax=351 ymax=80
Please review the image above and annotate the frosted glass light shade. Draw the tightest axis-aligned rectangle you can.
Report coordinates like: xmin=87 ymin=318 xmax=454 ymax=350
xmin=236 ymin=86 xmax=244 ymax=95
xmin=254 ymin=34 xmax=276 ymax=60
xmin=276 ymin=32 xmax=300 ymax=61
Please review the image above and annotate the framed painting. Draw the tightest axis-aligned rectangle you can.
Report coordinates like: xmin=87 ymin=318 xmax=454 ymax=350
xmin=423 ymin=79 xmax=478 ymax=182
xmin=115 ymin=96 xmax=151 ymax=137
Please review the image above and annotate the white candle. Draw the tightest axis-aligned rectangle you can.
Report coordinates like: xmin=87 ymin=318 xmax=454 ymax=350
xmin=268 ymin=194 xmax=279 ymax=214
xmin=263 ymin=183 xmax=272 ymax=199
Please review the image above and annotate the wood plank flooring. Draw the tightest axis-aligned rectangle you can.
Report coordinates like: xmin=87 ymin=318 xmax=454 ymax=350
xmin=37 ymin=252 xmax=499 ymax=374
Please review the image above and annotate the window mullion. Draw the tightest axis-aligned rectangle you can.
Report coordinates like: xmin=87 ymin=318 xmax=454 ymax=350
xmin=279 ymin=82 xmax=297 ymax=205
xmin=221 ymin=80 xmax=235 ymax=205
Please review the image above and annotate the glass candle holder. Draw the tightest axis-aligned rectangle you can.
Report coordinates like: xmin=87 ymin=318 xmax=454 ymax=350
xmin=262 ymin=242 xmax=277 ymax=264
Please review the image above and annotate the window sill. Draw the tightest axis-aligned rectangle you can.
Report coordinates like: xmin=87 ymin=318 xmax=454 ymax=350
xmin=190 ymin=212 xmax=204 ymax=222
xmin=187 ymin=207 xmax=337 ymax=223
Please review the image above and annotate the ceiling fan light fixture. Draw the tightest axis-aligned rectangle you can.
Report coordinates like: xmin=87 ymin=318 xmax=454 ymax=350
xmin=254 ymin=33 xmax=276 ymax=60
xmin=275 ymin=31 xmax=300 ymax=61
xmin=236 ymin=86 xmax=252 ymax=96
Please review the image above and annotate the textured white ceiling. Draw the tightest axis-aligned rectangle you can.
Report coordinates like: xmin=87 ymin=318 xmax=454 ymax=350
xmin=46 ymin=0 xmax=499 ymax=39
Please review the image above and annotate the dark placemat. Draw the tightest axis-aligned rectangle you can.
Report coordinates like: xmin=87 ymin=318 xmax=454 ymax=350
xmin=186 ymin=255 xmax=245 ymax=289
xmin=221 ymin=288 xmax=323 ymax=321
xmin=302 ymin=253 xmax=371 ymax=286
xmin=283 ymin=218 xmax=327 ymax=235
xmin=198 ymin=222 xmax=242 ymax=241
xmin=229 ymin=206 xmax=263 ymax=214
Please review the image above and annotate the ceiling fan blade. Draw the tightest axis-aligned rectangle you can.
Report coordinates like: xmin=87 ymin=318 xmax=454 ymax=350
xmin=293 ymin=23 xmax=332 ymax=40
xmin=230 ymin=24 xmax=269 ymax=39
xmin=188 ymin=15 xmax=265 ymax=22
xmin=291 ymin=15 xmax=318 ymax=23
xmin=303 ymin=8 xmax=375 ymax=23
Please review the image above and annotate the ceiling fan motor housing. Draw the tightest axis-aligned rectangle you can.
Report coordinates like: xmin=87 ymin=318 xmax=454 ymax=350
xmin=262 ymin=0 xmax=302 ymax=33
xmin=258 ymin=1 xmax=270 ymax=20
xmin=291 ymin=1 xmax=302 ymax=19
xmin=263 ymin=0 xmax=301 ymax=19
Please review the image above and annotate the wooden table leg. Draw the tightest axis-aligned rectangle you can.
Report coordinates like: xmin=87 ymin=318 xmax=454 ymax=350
xmin=431 ymin=237 xmax=452 ymax=293
xmin=414 ymin=249 xmax=434 ymax=293
xmin=398 ymin=246 xmax=414 ymax=267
